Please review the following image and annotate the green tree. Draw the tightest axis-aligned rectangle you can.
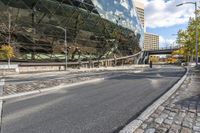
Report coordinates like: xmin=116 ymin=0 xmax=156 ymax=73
xmin=176 ymin=10 xmax=200 ymax=62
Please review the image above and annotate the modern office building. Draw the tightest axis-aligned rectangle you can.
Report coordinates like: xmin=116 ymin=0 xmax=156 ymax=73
xmin=135 ymin=0 xmax=159 ymax=51
xmin=134 ymin=0 xmax=145 ymax=29
xmin=144 ymin=33 xmax=159 ymax=50
xmin=0 ymin=0 xmax=144 ymax=62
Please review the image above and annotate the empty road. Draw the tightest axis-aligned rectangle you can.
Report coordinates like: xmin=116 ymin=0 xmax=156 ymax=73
xmin=1 ymin=66 xmax=185 ymax=133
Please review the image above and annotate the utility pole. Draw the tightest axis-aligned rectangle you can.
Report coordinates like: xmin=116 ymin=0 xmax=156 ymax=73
xmin=64 ymin=28 xmax=67 ymax=70
xmin=55 ymin=26 xmax=68 ymax=70
xmin=195 ymin=2 xmax=199 ymax=66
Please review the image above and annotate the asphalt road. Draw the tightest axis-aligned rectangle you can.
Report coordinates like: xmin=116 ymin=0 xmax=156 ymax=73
xmin=1 ymin=66 xmax=185 ymax=133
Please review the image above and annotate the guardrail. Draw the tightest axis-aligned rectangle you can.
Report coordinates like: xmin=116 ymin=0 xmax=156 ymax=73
xmin=18 ymin=52 xmax=142 ymax=67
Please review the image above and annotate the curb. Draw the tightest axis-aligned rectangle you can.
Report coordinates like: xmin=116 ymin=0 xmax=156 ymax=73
xmin=120 ymin=67 xmax=189 ymax=133
xmin=0 ymin=73 xmax=128 ymax=100
xmin=0 ymin=79 xmax=4 ymax=128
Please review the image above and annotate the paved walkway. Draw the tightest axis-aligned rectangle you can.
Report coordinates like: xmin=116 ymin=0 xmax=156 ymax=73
xmin=135 ymin=67 xmax=200 ymax=133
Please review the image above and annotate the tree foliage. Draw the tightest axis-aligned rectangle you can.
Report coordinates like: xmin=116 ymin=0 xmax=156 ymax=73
xmin=0 ymin=44 xmax=15 ymax=60
xmin=176 ymin=10 xmax=200 ymax=61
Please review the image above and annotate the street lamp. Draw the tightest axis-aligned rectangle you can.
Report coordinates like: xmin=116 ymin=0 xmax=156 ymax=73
xmin=176 ymin=2 xmax=199 ymax=66
xmin=56 ymin=26 xmax=68 ymax=70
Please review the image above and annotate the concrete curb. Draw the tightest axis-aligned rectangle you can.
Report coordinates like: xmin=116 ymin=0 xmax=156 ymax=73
xmin=0 ymin=73 xmax=128 ymax=100
xmin=120 ymin=67 xmax=189 ymax=133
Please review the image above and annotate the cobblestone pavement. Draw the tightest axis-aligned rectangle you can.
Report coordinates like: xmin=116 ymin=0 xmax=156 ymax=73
xmin=135 ymin=67 xmax=200 ymax=133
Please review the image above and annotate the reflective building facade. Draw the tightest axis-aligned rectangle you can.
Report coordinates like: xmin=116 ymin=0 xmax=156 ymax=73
xmin=0 ymin=0 xmax=144 ymax=62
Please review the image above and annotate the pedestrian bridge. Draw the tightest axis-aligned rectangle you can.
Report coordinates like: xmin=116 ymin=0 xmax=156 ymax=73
xmin=138 ymin=47 xmax=180 ymax=64
xmin=145 ymin=47 xmax=179 ymax=55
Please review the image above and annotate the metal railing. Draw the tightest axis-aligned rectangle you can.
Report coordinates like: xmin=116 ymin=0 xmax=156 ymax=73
xmin=145 ymin=45 xmax=180 ymax=51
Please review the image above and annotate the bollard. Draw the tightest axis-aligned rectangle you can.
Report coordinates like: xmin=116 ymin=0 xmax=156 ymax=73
xmin=150 ymin=61 xmax=153 ymax=68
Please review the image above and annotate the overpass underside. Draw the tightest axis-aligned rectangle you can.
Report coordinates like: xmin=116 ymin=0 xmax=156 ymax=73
xmin=138 ymin=49 xmax=178 ymax=64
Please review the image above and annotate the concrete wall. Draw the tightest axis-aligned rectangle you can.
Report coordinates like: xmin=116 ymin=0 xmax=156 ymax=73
xmin=0 ymin=65 xmax=19 ymax=75
xmin=19 ymin=66 xmax=66 ymax=73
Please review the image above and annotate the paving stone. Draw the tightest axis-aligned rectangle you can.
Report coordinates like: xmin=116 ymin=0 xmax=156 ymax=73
xmin=141 ymin=123 xmax=148 ymax=130
xmin=170 ymin=104 xmax=176 ymax=108
xmin=169 ymin=112 xmax=176 ymax=117
xmin=144 ymin=128 xmax=155 ymax=133
xmin=196 ymin=122 xmax=200 ymax=127
xmin=174 ymin=117 xmax=183 ymax=125
xmin=163 ymin=110 xmax=170 ymax=114
xmin=182 ymin=105 xmax=189 ymax=111
xmin=160 ymin=113 xmax=168 ymax=119
xmin=196 ymin=117 xmax=200 ymax=122
xmin=180 ymin=127 xmax=192 ymax=133
xmin=182 ymin=121 xmax=193 ymax=128
xmin=193 ymin=126 xmax=200 ymax=132
xmin=188 ymin=112 xmax=195 ymax=118
xmin=171 ymin=108 xmax=179 ymax=113
xmin=154 ymin=117 xmax=164 ymax=124
xmin=169 ymin=124 xmax=181 ymax=133
xmin=149 ymin=123 xmax=159 ymax=129
xmin=151 ymin=113 xmax=159 ymax=118
xmin=146 ymin=117 xmax=154 ymax=123
xmin=155 ymin=106 xmax=165 ymax=115
xmin=185 ymin=117 xmax=193 ymax=123
xmin=168 ymin=116 xmax=175 ymax=120
xmin=135 ymin=129 xmax=144 ymax=133
xmin=197 ymin=113 xmax=200 ymax=117
xmin=179 ymin=112 xmax=186 ymax=118
xmin=164 ymin=119 xmax=173 ymax=125
xmin=157 ymin=126 xmax=168 ymax=132
xmin=189 ymin=104 xmax=196 ymax=113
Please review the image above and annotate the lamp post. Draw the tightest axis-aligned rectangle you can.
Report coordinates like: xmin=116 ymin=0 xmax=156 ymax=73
xmin=7 ymin=12 xmax=11 ymax=68
xmin=56 ymin=26 xmax=68 ymax=70
xmin=176 ymin=2 xmax=199 ymax=66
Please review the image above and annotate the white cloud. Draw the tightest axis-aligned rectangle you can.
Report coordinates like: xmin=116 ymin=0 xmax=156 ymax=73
xmin=144 ymin=0 xmax=197 ymax=28
xmin=159 ymin=36 xmax=176 ymax=48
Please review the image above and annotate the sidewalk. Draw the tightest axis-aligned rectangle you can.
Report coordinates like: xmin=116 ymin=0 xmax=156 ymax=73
xmin=135 ymin=67 xmax=200 ymax=133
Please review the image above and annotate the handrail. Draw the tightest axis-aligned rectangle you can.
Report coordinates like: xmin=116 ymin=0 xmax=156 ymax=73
xmin=18 ymin=52 xmax=142 ymax=66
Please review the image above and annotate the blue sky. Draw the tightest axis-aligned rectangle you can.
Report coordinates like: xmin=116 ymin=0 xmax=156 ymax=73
xmin=144 ymin=0 xmax=199 ymax=48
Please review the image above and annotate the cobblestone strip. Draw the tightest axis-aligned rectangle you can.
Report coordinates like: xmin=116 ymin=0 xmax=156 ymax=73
xmin=135 ymin=67 xmax=200 ymax=133
xmin=3 ymin=69 xmax=139 ymax=96
xmin=3 ymin=76 xmax=92 ymax=95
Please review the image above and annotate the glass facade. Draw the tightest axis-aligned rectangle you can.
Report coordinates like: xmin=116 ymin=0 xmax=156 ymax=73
xmin=0 ymin=0 xmax=144 ymax=62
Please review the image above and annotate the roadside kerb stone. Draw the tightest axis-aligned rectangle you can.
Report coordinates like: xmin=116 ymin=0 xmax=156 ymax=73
xmin=120 ymin=67 xmax=188 ymax=133
xmin=0 ymin=78 xmax=4 ymax=130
